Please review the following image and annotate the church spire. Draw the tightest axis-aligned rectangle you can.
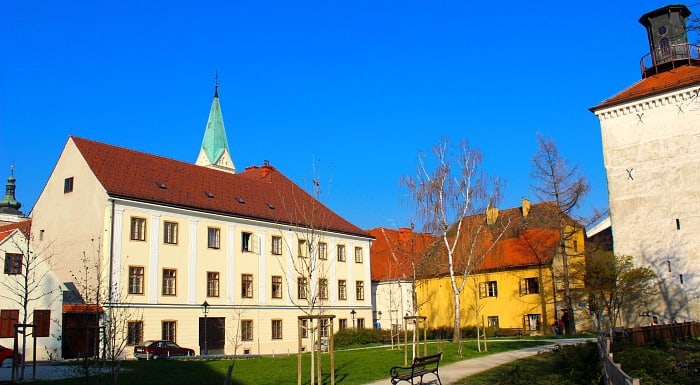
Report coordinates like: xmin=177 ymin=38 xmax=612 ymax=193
xmin=195 ymin=75 xmax=236 ymax=173
xmin=0 ymin=165 xmax=23 ymax=215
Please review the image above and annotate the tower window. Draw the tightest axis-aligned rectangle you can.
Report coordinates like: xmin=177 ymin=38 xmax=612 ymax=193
xmin=676 ymin=218 xmax=681 ymax=230
xmin=64 ymin=177 xmax=74 ymax=193
xmin=680 ymin=274 xmax=684 ymax=284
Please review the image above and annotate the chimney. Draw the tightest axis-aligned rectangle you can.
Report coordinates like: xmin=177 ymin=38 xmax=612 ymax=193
xmin=486 ymin=206 xmax=499 ymax=225
xmin=398 ymin=227 xmax=413 ymax=243
xmin=522 ymin=197 xmax=531 ymax=218
xmin=260 ymin=160 xmax=271 ymax=178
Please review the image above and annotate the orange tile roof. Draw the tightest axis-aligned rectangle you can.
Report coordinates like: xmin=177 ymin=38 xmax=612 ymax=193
xmin=62 ymin=304 xmax=104 ymax=314
xmin=591 ymin=65 xmax=700 ymax=110
xmin=419 ymin=202 xmax=574 ymax=276
xmin=369 ymin=227 xmax=438 ymax=281
xmin=0 ymin=219 xmax=31 ymax=238
xmin=71 ymin=137 xmax=370 ymax=238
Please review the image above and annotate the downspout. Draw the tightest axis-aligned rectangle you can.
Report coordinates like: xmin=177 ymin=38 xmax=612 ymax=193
xmin=108 ymin=199 xmax=115 ymax=303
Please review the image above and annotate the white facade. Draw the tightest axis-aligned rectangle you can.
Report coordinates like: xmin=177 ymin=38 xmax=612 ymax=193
xmin=0 ymin=228 xmax=64 ymax=362
xmin=371 ymin=279 xmax=414 ymax=331
xmin=592 ymin=85 xmax=700 ymax=323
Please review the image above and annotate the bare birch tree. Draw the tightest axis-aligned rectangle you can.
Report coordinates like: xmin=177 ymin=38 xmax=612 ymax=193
xmin=404 ymin=138 xmax=507 ymax=349
xmin=530 ymin=134 xmax=589 ymax=335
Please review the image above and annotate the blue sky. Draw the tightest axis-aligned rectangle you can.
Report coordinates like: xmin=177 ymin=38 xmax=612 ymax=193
xmin=1 ymin=1 xmax=693 ymax=231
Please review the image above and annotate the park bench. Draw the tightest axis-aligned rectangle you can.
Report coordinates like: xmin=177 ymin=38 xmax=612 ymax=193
xmin=495 ymin=327 xmax=525 ymax=337
xmin=389 ymin=352 xmax=442 ymax=385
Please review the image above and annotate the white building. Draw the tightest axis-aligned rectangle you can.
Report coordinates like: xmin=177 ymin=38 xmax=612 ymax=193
xmin=590 ymin=5 xmax=700 ymax=324
xmin=0 ymin=169 xmax=64 ymax=362
xmin=30 ymin=87 xmax=374 ymax=357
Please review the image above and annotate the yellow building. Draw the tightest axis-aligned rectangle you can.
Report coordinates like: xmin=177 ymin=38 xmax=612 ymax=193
xmin=416 ymin=200 xmax=586 ymax=335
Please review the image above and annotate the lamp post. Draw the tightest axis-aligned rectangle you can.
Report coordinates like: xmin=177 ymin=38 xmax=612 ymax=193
xmin=201 ymin=301 xmax=209 ymax=355
xmin=350 ymin=309 xmax=356 ymax=329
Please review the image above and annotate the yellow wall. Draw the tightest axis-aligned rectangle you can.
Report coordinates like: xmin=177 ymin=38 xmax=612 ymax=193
xmin=418 ymin=265 xmax=556 ymax=333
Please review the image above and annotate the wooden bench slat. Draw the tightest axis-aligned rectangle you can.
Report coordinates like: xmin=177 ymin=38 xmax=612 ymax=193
xmin=390 ymin=352 xmax=442 ymax=385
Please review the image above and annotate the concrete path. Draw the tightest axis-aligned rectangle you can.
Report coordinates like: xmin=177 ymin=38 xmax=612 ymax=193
xmin=363 ymin=338 xmax=593 ymax=385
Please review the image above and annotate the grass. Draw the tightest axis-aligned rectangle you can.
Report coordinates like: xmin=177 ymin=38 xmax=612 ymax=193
xmin=454 ymin=337 xmax=700 ymax=385
xmin=30 ymin=339 xmax=550 ymax=385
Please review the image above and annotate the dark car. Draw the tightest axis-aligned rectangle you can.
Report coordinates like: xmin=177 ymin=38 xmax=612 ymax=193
xmin=133 ymin=340 xmax=195 ymax=360
xmin=0 ymin=345 xmax=22 ymax=367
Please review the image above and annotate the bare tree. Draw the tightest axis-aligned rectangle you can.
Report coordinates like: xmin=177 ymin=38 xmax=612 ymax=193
xmin=0 ymin=227 xmax=61 ymax=381
xmin=274 ymin=164 xmax=335 ymax=385
xmin=404 ymin=137 xmax=507 ymax=350
xmin=531 ymin=134 xmax=589 ymax=335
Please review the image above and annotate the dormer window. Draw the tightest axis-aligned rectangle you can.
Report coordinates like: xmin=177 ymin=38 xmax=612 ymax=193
xmin=156 ymin=181 xmax=167 ymax=189
xmin=236 ymin=197 xmax=246 ymax=204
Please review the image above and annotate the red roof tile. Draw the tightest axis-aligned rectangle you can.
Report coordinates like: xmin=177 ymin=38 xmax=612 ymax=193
xmin=72 ymin=137 xmax=370 ymax=238
xmin=419 ymin=202 xmax=574 ymax=276
xmin=591 ymin=65 xmax=700 ymax=110
xmin=0 ymin=219 xmax=31 ymax=238
xmin=63 ymin=304 xmax=104 ymax=314
xmin=369 ymin=227 xmax=438 ymax=281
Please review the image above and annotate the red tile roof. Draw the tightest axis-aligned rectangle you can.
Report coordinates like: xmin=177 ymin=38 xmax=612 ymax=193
xmin=63 ymin=304 xmax=104 ymax=314
xmin=0 ymin=219 xmax=31 ymax=238
xmin=369 ymin=227 xmax=438 ymax=281
xmin=71 ymin=137 xmax=370 ymax=238
xmin=591 ymin=65 xmax=700 ymax=110
xmin=419 ymin=202 xmax=574 ymax=276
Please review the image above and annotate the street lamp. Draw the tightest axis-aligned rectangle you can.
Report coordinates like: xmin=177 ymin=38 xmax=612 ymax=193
xmin=350 ymin=309 xmax=356 ymax=329
xmin=201 ymin=301 xmax=209 ymax=355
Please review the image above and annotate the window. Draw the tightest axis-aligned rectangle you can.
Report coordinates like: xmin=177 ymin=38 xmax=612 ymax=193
xmin=318 ymin=279 xmax=328 ymax=300
xmin=479 ymin=281 xmax=498 ymax=298
xmin=271 ymin=275 xmax=283 ymax=298
xmin=298 ymin=239 xmax=308 ymax=258
xmin=271 ymin=320 xmax=282 ymax=340
xmin=0 ymin=310 xmax=19 ymax=338
xmin=163 ymin=221 xmax=178 ymax=244
xmin=354 ymin=247 xmax=363 ymax=263
xmin=355 ymin=280 xmax=365 ymax=300
xmin=320 ymin=318 xmax=329 ymax=338
xmin=520 ymin=277 xmax=539 ymax=295
xmin=207 ymin=272 xmax=220 ymax=297
xmin=318 ymin=242 xmax=328 ymax=260
xmin=297 ymin=277 xmax=307 ymax=299
xmin=301 ymin=319 xmax=308 ymax=338
xmin=357 ymin=318 xmax=365 ymax=329
xmin=338 ymin=280 xmax=347 ymax=300
xmin=33 ymin=310 xmax=51 ymax=337
xmin=573 ymin=240 xmax=578 ymax=252
xmin=127 ymin=321 xmax=143 ymax=345
xmin=524 ymin=314 xmax=541 ymax=332
xmin=162 ymin=321 xmax=176 ymax=342
xmin=487 ymin=316 xmax=499 ymax=328
xmin=339 ymin=319 xmax=347 ymax=330
xmin=271 ymin=236 xmax=282 ymax=255
xmin=337 ymin=245 xmax=346 ymax=262
xmin=208 ymin=227 xmax=220 ymax=249
xmin=241 ymin=320 xmax=253 ymax=341
xmin=241 ymin=274 xmax=253 ymax=298
xmin=162 ymin=269 xmax=176 ymax=296
xmin=128 ymin=266 xmax=144 ymax=294
xmin=130 ymin=217 xmax=146 ymax=241
xmin=4 ymin=253 xmax=22 ymax=275
xmin=64 ymin=177 xmax=74 ymax=193
xmin=242 ymin=232 xmax=252 ymax=252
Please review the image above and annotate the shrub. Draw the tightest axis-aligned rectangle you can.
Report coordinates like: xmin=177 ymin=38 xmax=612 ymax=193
xmin=333 ymin=328 xmax=384 ymax=347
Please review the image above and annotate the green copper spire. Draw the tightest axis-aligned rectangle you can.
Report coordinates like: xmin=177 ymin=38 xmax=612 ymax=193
xmin=0 ymin=165 xmax=22 ymax=215
xmin=196 ymin=80 xmax=236 ymax=173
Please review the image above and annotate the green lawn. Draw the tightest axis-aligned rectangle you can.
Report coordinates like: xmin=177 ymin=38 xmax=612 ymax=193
xmin=33 ymin=339 xmax=549 ymax=385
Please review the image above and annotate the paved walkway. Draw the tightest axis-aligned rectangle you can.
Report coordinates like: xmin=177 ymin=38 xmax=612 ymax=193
xmin=363 ymin=338 xmax=593 ymax=385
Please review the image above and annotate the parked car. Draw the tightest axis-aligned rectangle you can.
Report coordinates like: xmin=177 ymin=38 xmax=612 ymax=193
xmin=133 ymin=340 xmax=195 ymax=360
xmin=0 ymin=345 xmax=22 ymax=367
